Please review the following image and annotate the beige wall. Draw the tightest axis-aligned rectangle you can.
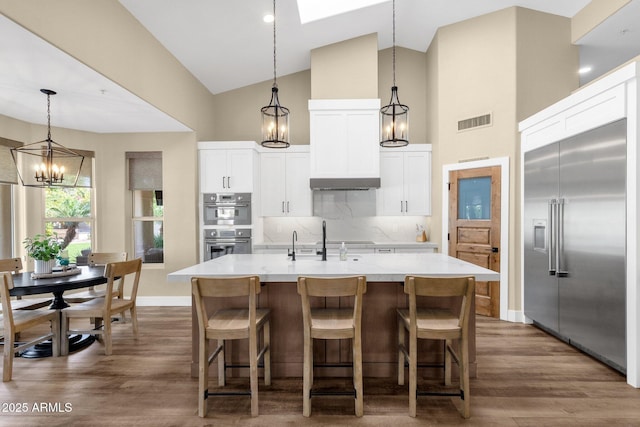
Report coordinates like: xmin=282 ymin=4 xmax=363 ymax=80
xmin=427 ymin=7 xmax=578 ymax=313
xmin=378 ymin=46 xmax=428 ymax=144
xmin=311 ymin=33 xmax=378 ymax=99
xmin=211 ymin=70 xmax=311 ymax=145
xmin=0 ymin=0 xmax=216 ymax=138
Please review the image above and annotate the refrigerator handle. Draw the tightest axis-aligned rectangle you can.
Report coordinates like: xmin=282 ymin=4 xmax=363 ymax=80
xmin=548 ymin=199 xmax=556 ymax=275
xmin=557 ymin=198 xmax=569 ymax=277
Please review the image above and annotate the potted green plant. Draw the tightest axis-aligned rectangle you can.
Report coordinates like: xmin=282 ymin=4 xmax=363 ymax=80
xmin=23 ymin=233 xmax=61 ymax=274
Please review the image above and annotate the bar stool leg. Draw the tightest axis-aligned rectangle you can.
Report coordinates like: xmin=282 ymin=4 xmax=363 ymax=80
xmin=302 ymin=331 xmax=312 ymax=417
xmin=398 ymin=316 xmax=405 ymax=385
xmin=354 ymin=333 xmax=364 ymax=417
xmin=198 ymin=338 xmax=209 ymax=417
xmin=263 ymin=320 xmax=271 ymax=386
xmin=409 ymin=328 xmax=417 ymax=418
xmin=249 ymin=325 xmax=259 ymax=417
xmin=217 ymin=339 xmax=225 ymax=386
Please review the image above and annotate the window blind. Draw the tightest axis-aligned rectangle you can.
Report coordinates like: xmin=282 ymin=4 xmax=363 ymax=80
xmin=0 ymin=137 xmax=21 ymax=185
xmin=127 ymin=151 xmax=163 ymax=190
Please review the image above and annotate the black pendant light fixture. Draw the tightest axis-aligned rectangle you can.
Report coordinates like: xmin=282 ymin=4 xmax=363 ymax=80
xmin=11 ymin=89 xmax=85 ymax=187
xmin=380 ymin=0 xmax=409 ymax=147
xmin=260 ymin=0 xmax=290 ymax=148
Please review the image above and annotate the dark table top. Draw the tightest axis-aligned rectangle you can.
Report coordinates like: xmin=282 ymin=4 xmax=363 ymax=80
xmin=10 ymin=266 xmax=108 ymax=297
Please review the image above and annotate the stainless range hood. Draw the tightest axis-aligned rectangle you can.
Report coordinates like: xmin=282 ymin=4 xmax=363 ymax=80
xmin=309 ymin=177 xmax=380 ymax=191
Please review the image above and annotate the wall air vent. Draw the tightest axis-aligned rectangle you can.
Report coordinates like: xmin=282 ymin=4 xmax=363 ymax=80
xmin=457 ymin=113 xmax=492 ymax=132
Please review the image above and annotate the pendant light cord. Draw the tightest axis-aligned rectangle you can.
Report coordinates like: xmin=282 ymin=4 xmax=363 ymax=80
xmin=392 ymin=0 xmax=396 ymax=87
xmin=272 ymin=0 xmax=277 ymax=88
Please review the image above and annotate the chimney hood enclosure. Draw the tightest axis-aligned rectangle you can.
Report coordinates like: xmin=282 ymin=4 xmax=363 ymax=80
xmin=309 ymin=99 xmax=380 ymax=190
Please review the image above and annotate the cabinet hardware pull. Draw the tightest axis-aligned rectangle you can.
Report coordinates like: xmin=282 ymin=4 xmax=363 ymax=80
xmin=282 ymin=201 xmax=285 ymax=213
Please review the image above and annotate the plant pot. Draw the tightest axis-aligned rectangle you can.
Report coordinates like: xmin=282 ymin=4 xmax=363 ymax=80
xmin=34 ymin=259 xmax=56 ymax=275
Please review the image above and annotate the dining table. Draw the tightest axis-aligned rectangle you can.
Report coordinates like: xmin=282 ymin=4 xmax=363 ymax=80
xmin=10 ymin=265 xmax=109 ymax=357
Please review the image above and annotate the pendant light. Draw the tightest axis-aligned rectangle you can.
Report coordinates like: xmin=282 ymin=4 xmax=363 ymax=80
xmin=11 ymin=89 xmax=85 ymax=187
xmin=380 ymin=0 xmax=409 ymax=147
xmin=260 ymin=0 xmax=290 ymax=148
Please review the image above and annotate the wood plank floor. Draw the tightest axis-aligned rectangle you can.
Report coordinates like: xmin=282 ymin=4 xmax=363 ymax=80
xmin=1 ymin=307 xmax=639 ymax=426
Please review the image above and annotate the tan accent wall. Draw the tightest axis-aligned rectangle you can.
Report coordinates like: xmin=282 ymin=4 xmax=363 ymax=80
xmin=311 ymin=33 xmax=378 ymax=99
xmin=212 ymin=70 xmax=311 ymax=144
xmin=0 ymin=0 xmax=216 ymax=138
xmin=572 ymin=0 xmax=630 ymax=43
xmin=378 ymin=47 xmax=428 ymax=144
xmin=427 ymin=7 xmax=578 ymax=313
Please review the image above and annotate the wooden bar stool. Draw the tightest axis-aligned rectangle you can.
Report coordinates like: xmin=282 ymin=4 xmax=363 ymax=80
xmin=397 ymin=275 xmax=475 ymax=418
xmin=297 ymin=275 xmax=367 ymax=417
xmin=191 ymin=275 xmax=271 ymax=417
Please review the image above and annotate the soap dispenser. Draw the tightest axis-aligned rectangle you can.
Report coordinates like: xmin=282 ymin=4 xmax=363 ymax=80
xmin=340 ymin=242 xmax=348 ymax=261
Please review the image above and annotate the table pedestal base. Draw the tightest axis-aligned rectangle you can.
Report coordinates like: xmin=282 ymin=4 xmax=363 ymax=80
xmin=18 ymin=334 xmax=96 ymax=358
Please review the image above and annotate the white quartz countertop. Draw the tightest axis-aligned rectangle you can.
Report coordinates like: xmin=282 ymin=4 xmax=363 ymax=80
xmin=167 ymin=253 xmax=498 ymax=282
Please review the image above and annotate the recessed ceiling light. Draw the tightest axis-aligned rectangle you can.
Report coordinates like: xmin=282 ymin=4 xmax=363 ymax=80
xmin=297 ymin=0 xmax=388 ymax=24
xmin=579 ymin=66 xmax=593 ymax=75
xmin=263 ymin=14 xmax=274 ymax=23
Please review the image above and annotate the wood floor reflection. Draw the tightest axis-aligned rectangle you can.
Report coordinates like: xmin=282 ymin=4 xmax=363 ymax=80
xmin=1 ymin=306 xmax=639 ymax=426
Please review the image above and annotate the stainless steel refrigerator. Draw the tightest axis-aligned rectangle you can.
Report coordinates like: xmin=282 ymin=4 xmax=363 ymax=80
xmin=524 ymin=118 xmax=626 ymax=373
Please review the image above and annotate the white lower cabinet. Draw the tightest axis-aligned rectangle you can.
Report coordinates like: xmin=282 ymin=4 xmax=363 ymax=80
xmin=260 ymin=149 xmax=312 ymax=217
xmin=377 ymin=147 xmax=431 ymax=216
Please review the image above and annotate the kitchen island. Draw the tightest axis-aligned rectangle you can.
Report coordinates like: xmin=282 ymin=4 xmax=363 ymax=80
xmin=168 ymin=253 xmax=499 ymax=378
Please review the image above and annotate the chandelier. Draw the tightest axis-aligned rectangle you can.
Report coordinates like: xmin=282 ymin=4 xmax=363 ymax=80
xmin=260 ymin=0 xmax=290 ymax=148
xmin=11 ymin=89 xmax=85 ymax=187
xmin=380 ymin=0 xmax=409 ymax=147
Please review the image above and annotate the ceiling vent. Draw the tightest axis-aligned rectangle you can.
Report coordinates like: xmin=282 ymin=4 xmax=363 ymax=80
xmin=458 ymin=113 xmax=492 ymax=132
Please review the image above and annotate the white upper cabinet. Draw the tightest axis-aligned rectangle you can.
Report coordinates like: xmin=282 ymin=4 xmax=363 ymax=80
xmin=198 ymin=142 xmax=257 ymax=193
xmin=260 ymin=148 xmax=312 ymax=217
xmin=377 ymin=146 xmax=432 ymax=216
xmin=309 ymin=99 xmax=380 ymax=180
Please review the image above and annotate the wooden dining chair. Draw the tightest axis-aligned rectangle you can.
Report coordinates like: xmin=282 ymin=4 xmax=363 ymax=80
xmin=191 ymin=275 xmax=271 ymax=418
xmin=0 ymin=272 xmax=60 ymax=382
xmin=397 ymin=275 xmax=475 ymax=418
xmin=64 ymin=252 xmax=128 ymax=303
xmin=0 ymin=257 xmax=51 ymax=311
xmin=60 ymin=258 xmax=141 ymax=356
xmin=297 ymin=275 xmax=367 ymax=417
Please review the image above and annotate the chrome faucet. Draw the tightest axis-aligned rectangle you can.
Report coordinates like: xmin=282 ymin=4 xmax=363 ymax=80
xmin=288 ymin=230 xmax=297 ymax=261
xmin=320 ymin=220 xmax=327 ymax=261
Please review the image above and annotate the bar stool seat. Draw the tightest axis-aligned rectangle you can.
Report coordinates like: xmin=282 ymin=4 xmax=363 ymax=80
xmin=297 ymin=275 xmax=367 ymax=417
xmin=397 ymin=275 xmax=475 ymax=418
xmin=191 ymin=275 xmax=271 ymax=417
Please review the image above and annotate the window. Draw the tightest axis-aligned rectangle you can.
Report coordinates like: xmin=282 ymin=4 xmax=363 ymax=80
xmin=44 ymin=187 xmax=93 ymax=264
xmin=128 ymin=152 xmax=163 ymax=264
xmin=0 ymin=137 xmax=19 ymax=258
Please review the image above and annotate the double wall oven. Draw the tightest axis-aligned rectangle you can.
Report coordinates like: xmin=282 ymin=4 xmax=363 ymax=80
xmin=202 ymin=192 xmax=253 ymax=261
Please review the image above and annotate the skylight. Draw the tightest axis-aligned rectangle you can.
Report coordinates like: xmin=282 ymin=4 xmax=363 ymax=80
xmin=297 ymin=0 xmax=388 ymax=24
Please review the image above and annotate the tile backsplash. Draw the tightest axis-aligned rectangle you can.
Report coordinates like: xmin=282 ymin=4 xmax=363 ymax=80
xmin=262 ymin=190 xmax=431 ymax=244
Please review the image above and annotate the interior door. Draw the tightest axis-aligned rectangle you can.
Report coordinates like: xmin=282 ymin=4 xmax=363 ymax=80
xmin=448 ymin=166 xmax=501 ymax=318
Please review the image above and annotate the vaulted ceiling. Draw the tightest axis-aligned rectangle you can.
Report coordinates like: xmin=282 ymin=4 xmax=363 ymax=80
xmin=1 ymin=0 xmax=639 ymax=133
